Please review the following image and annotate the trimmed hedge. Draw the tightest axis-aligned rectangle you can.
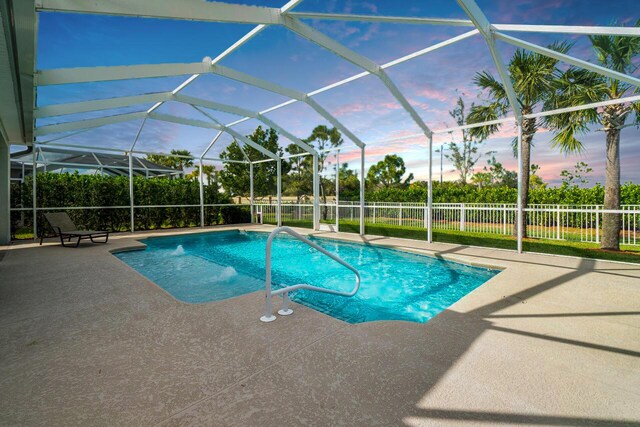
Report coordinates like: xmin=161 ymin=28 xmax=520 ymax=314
xmin=10 ymin=173 xmax=250 ymax=237
xmin=365 ymin=181 xmax=640 ymax=205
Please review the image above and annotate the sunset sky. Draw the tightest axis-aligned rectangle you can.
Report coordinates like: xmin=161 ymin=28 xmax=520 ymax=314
xmin=34 ymin=0 xmax=640 ymax=186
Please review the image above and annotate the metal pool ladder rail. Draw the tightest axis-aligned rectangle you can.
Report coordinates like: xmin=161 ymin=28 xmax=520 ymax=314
xmin=260 ymin=226 xmax=361 ymax=323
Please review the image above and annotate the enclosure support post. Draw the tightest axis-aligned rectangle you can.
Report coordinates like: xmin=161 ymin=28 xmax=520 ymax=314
xmin=516 ymin=123 xmax=523 ymax=253
xmin=428 ymin=134 xmax=433 ymax=243
xmin=249 ymin=161 xmax=254 ymax=224
xmin=313 ymin=153 xmax=319 ymax=230
xmin=129 ymin=152 xmax=134 ymax=232
xmin=440 ymin=146 xmax=444 ymax=183
xmin=359 ymin=146 xmax=365 ymax=236
xmin=335 ymin=150 xmax=340 ymax=231
xmin=276 ymin=157 xmax=282 ymax=227
xmin=32 ymin=149 xmax=37 ymax=241
xmin=0 ymin=143 xmax=10 ymax=244
xmin=199 ymin=158 xmax=205 ymax=228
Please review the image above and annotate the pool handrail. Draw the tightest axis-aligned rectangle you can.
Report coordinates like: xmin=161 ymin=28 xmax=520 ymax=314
xmin=260 ymin=226 xmax=361 ymax=322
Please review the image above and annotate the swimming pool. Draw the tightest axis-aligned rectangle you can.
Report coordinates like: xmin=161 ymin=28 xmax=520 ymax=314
xmin=115 ymin=230 xmax=499 ymax=324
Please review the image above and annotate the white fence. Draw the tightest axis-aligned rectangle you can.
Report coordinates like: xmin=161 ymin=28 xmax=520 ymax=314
xmin=254 ymin=202 xmax=640 ymax=246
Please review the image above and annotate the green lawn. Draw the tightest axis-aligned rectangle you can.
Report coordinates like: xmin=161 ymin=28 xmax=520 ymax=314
xmin=264 ymin=218 xmax=640 ymax=264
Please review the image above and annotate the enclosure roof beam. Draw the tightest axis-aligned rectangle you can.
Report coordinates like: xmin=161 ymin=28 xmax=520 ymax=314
xmin=35 ymin=91 xmax=315 ymax=155
xmin=189 ymin=105 xmax=279 ymax=161
xmin=40 ymin=0 xmax=639 ymax=39
xmin=148 ymin=112 xmax=221 ymax=130
xmin=200 ymin=131 xmax=224 ymax=160
xmin=456 ymin=0 xmax=522 ymax=124
xmin=35 ymin=111 xmax=147 ymax=136
xmin=283 ymin=16 xmax=433 ymax=138
xmin=524 ymin=94 xmax=640 ymax=119
xmin=495 ymin=32 xmax=640 ymax=89
xmin=36 ymin=141 xmax=248 ymax=164
xmin=37 ymin=59 xmax=363 ymax=147
xmin=35 ymin=0 xmax=284 ymax=25
xmin=36 ymin=63 xmax=208 ymax=86
xmin=492 ymin=24 xmax=640 ymax=37
xmin=207 ymin=64 xmax=365 ymax=148
xmin=287 ymin=12 xmax=473 ymax=27
xmin=175 ymin=94 xmax=317 ymax=156
xmin=35 ymin=92 xmax=173 ymax=118
xmin=35 ymin=110 xmax=277 ymax=161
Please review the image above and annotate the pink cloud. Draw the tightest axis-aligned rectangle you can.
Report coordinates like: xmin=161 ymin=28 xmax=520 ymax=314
xmin=331 ymin=100 xmax=402 ymax=117
xmin=415 ymin=87 xmax=450 ymax=103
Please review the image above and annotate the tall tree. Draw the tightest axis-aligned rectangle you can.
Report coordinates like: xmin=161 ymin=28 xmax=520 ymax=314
xmin=446 ymin=97 xmax=483 ymax=184
xmin=468 ymin=42 xmax=570 ymax=237
xmin=283 ymin=143 xmax=312 ymax=203
xmin=337 ymin=163 xmax=361 ymax=201
xmin=560 ymin=162 xmax=593 ymax=188
xmin=367 ymin=154 xmax=414 ymax=190
xmin=218 ymin=126 xmax=287 ymax=197
xmin=543 ymin=21 xmax=640 ymax=250
xmin=305 ymin=125 xmax=343 ymax=218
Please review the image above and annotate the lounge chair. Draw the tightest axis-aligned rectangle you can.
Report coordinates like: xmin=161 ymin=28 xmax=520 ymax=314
xmin=41 ymin=212 xmax=109 ymax=247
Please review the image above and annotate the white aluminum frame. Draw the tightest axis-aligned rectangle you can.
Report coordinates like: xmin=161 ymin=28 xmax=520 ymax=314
xmin=7 ymin=0 xmax=637 ymax=252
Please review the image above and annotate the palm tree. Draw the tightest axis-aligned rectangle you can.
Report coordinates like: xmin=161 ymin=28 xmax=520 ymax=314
xmin=169 ymin=149 xmax=194 ymax=171
xmin=187 ymin=164 xmax=218 ymax=186
xmin=467 ymin=42 xmax=570 ymax=237
xmin=543 ymin=21 xmax=640 ymax=250
xmin=146 ymin=149 xmax=194 ymax=172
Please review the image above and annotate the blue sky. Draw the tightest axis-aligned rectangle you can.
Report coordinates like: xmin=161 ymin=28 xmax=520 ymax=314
xmin=35 ymin=0 xmax=640 ymax=186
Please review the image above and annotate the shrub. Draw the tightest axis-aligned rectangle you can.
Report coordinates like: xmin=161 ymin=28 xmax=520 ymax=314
xmin=11 ymin=173 xmax=248 ymax=238
xmin=364 ymin=181 xmax=640 ymax=205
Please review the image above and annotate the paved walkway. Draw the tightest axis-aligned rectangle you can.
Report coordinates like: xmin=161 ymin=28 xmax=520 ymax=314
xmin=1 ymin=225 xmax=639 ymax=426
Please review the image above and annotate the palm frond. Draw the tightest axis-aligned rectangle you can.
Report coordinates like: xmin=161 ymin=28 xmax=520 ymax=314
xmin=632 ymin=101 xmax=640 ymax=127
xmin=590 ymin=22 xmax=640 ymax=72
xmin=549 ymin=121 xmax=588 ymax=154
xmin=508 ymin=41 xmax=573 ymax=106
xmin=473 ymin=71 xmax=509 ymax=104
xmin=543 ymin=67 xmax=607 ymax=127
xmin=467 ymin=103 xmax=503 ymax=140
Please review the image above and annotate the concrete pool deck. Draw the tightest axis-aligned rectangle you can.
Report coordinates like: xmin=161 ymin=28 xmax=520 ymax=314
xmin=1 ymin=224 xmax=639 ymax=426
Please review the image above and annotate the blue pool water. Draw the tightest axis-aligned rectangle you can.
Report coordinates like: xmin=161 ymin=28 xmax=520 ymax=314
xmin=114 ymin=230 xmax=499 ymax=324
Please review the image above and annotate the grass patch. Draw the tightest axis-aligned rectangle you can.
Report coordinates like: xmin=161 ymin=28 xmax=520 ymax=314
xmin=336 ymin=220 xmax=640 ymax=264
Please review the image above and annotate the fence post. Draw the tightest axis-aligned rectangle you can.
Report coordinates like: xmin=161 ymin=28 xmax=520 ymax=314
xmin=556 ymin=205 xmax=561 ymax=240
xmin=373 ymin=203 xmax=376 ymax=224
xmin=399 ymin=205 xmax=403 ymax=226
xmin=502 ymin=204 xmax=507 ymax=235
xmin=460 ymin=203 xmax=466 ymax=232
xmin=595 ymin=205 xmax=600 ymax=243
xmin=423 ymin=203 xmax=428 ymax=229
